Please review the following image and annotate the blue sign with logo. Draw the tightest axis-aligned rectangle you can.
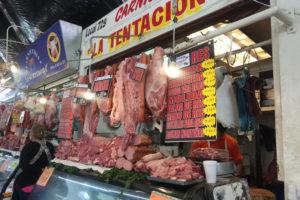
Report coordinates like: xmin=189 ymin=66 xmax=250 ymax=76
xmin=13 ymin=22 xmax=67 ymax=88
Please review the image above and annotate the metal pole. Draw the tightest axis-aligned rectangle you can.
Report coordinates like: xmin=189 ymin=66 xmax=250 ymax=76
xmin=164 ymin=7 xmax=291 ymax=54
xmin=215 ymin=39 xmax=272 ymax=60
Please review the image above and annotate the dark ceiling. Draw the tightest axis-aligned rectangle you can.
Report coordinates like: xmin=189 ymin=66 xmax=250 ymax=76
xmin=0 ymin=0 xmax=122 ymax=63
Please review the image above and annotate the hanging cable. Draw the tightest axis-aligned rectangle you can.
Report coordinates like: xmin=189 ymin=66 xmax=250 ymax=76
xmin=252 ymin=0 xmax=270 ymax=7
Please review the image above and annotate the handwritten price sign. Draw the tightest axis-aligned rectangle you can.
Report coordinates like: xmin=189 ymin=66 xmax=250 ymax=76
xmin=36 ymin=168 xmax=54 ymax=187
xmin=166 ymin=41 xmax=217 ymax=142
xmin=150 ymin=191 xmax=180 ymax=200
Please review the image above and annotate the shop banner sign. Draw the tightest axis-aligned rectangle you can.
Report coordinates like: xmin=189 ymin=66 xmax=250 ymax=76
xmin=14 ymin=22 xmax=67 ymax=89
xmin=165 ymin=41 xmax=216 ymax=142
xmin=80 ymin=0 xmax=239 ymax=68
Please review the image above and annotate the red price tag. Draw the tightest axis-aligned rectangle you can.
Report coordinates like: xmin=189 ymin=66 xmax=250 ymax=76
xmin=131 ymin=62 xmax=147 ymax=81
xmin=36 ymin=168 xmax=54 ymax=187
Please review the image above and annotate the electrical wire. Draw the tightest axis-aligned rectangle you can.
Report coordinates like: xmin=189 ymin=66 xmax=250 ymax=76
xmin=252 ymin=0 xmax=270 ymax=7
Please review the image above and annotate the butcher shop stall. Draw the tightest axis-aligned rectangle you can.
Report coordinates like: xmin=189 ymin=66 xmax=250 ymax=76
xmin=0 ymin=0 xmax=290 ymax=199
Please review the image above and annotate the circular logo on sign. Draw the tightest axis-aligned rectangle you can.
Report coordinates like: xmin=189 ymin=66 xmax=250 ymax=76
xmin=47 ymin=32 xmax=61 ymax=63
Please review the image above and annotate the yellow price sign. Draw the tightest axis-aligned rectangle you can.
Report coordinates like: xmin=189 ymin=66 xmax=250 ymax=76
xmin=203 ymin=87 xmax=216 ymax=96
xmin=203 ymin=116 xmax=216 ymax=126
xmin=204 ymin=96 xmax=216 ymax=106
xmin=202 ymin=59 xmax=215 ymax=69
xmin=204 ymin=105 xmax=216 ymax=115
xmin=203 ymin=69 xmax=215 ymax=79
xmin=204 ymin=78 xmax=216 ymax=87
xmin=204 ymin=126 xmax=217 ymax=137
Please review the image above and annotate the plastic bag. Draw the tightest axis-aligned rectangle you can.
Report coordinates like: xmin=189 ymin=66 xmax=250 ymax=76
xmin=24 ymin=97 xmax=36 ymax=111
xmin=13 ymin=100 xmax=25 ymax=111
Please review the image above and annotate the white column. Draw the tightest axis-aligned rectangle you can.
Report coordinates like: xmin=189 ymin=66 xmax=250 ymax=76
xmin=271 ymin=0 xmax=300 ymax=198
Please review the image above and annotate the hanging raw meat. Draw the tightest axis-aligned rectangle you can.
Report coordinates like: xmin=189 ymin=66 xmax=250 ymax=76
xmin=138 ymin=53 xmax=151 ymax=122
xmin=145 ymin=47 xmax=167 ymax=120
xmin=72 ymin=75 xmax=89 ymax=124
xmin=83 ymin=102 xmax=100 ymax=137
xmin=45 ymin=93 xmax=58 ymax=131
xmin=0 ymin=105 xmax=10 ymax=131
xmin=96 ymin=65 xmax=115 ymax=115
xmin=110 ymin=59 xmax=129 ymax=126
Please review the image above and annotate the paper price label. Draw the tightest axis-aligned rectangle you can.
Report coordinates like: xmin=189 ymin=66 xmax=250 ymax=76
xmin=202 ymin=87 xmax=216 ymax=96
xmin=150 ymin=191 xmax=180 ymax=200
xmin=204 ymin=78 xmax=216 ymax=87
xmin=204 ymin=126 xmax=217 ymax=137
xmin=202 ymin=59 xmax=215 ymax=69
xmin=203 ymin=68 xmax=215 ymax=79
xmin=36 ymin=168 xmax=54 ymax=187
xmin=204 ymin=105 xmax=216 ymax=115
xmin=204 ymin=96 xmax=216 ymax=106
xmin=203 ymin=116 xmax=216 ymax=126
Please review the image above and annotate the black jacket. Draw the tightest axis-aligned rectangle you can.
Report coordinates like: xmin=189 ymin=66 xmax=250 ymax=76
xmin=15 ymin=141 xmax=55 ymax=188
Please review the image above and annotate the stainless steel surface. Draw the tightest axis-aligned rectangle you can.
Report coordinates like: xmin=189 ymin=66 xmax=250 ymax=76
xmin=217 ymin=162 xmax=236 ymax=176
xmin=147 ymin=176 xmax=205 ymax=186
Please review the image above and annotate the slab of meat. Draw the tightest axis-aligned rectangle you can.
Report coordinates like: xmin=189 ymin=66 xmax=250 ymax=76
xmin=133 ymin=134 xmax=152 ymax=146
xmin=149 ymin=157 xmax=203 ymax=181
xmin=0 ymin=105 xmax=10 ymax=131
xmin=83 ymin=101 xmax=100 ymax=137
xmin=138 ymin=53 xmax=151 ymax=122
xmin=96 ymin=66 xmax=113 ymax=115
xmin=142 ymin=152 xmax=164 ymax=163
xmin=145 ymin=47 xmax=167 ymax=120
xmin=36 ymin=114 xmax=45 ymax=126
xmin=45 ymin=93 xmax=58 ymax=131
xmin=116 ymin=157 xmax=126 ymax=169
xmin=111 ymin=56 xmax=141 ymax=150
xmin=124 ymin=146 xmax=155 ymax=162
xmin=117 ymin=148 xmax=125 ymax=158
xmin=72 ymin=76 xmax=89 ymax=124
xmin=123 ymin=159 xmax=133 ymax=171
xmin=190 ymin=148 xmax=222 ymax=160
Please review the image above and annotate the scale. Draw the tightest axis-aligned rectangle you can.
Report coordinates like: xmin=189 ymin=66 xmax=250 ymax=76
xmin=193 ymin=161 xmax=237 ymax=178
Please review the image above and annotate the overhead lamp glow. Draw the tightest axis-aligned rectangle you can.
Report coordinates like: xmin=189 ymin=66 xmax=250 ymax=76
xmin=84 ymin=90 xmax=94 ymax=100
xmin=166 ymin=61 xmax=180 ymax=78
xmin=10 ymin=65 xmax=18 ymax=73
xmin=0 ymin=79 xmax=6 ymax=84
xmin=39 ymin=97 xmax=47 ymax=104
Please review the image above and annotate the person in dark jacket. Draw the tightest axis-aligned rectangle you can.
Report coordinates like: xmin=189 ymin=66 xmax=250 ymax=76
xmin=12 ymin=124 xmax=55 ymax=200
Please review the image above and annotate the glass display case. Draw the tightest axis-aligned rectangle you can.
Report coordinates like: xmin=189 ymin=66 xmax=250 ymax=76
xmin=0 ymin=155 xmax=19 ymax=194
xmin=29 ymin=170 xmax=150 ymax=200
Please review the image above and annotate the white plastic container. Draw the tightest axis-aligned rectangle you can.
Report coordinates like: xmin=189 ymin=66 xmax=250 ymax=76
xmin=203 ymin=160 xmax=217 ymax=184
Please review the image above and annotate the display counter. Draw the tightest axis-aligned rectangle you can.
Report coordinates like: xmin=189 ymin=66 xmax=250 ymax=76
xmin=28 ymin=168 xmax=251 ymax=200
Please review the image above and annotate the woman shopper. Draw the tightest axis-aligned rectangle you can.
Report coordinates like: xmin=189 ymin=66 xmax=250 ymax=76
xmin=12 ymin=124 xmax=55 ymax=200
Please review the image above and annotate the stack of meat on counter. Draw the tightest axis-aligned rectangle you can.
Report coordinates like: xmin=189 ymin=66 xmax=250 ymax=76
xmin=55 ymin=47 xmax=203 ymax=181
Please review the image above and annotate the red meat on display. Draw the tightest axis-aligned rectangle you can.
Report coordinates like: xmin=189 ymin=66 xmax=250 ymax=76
xmin=45 ymin=93 xmax=58 ymax=131
xmin=72 ymin=76 xmax=89 ymax=124
xmin=145 ymin=47 xmax=167 ymax=120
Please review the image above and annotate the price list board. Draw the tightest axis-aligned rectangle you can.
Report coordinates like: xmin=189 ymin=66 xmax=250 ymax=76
xmin=58 ymin=90 xmax=73 ymax=138
xmin=166 ymin=42 xmax=217 ymax=142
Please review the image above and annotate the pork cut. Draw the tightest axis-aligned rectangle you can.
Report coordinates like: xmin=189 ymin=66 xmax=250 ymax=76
xmin=83 ymin=101 xmax=100 ymax=137
xmin=0 ymin=105 xmax=10 ymax=131
xmin=72 ymin=76 xmax=89 ymax=124
xmin=96 ymin=66 xmax=113 ymax=115
xmin=124 ymin=146 xmax=155 ymax=162
xmin=142 ymin=152 xmax=164 ymax=163
xmin=45 ymin=93 xmax=58 ymax=131
xmin=133 ymin=134 xmax=152 ymax=146
xmin=145 ymin=47 xmax=167 ymax=120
